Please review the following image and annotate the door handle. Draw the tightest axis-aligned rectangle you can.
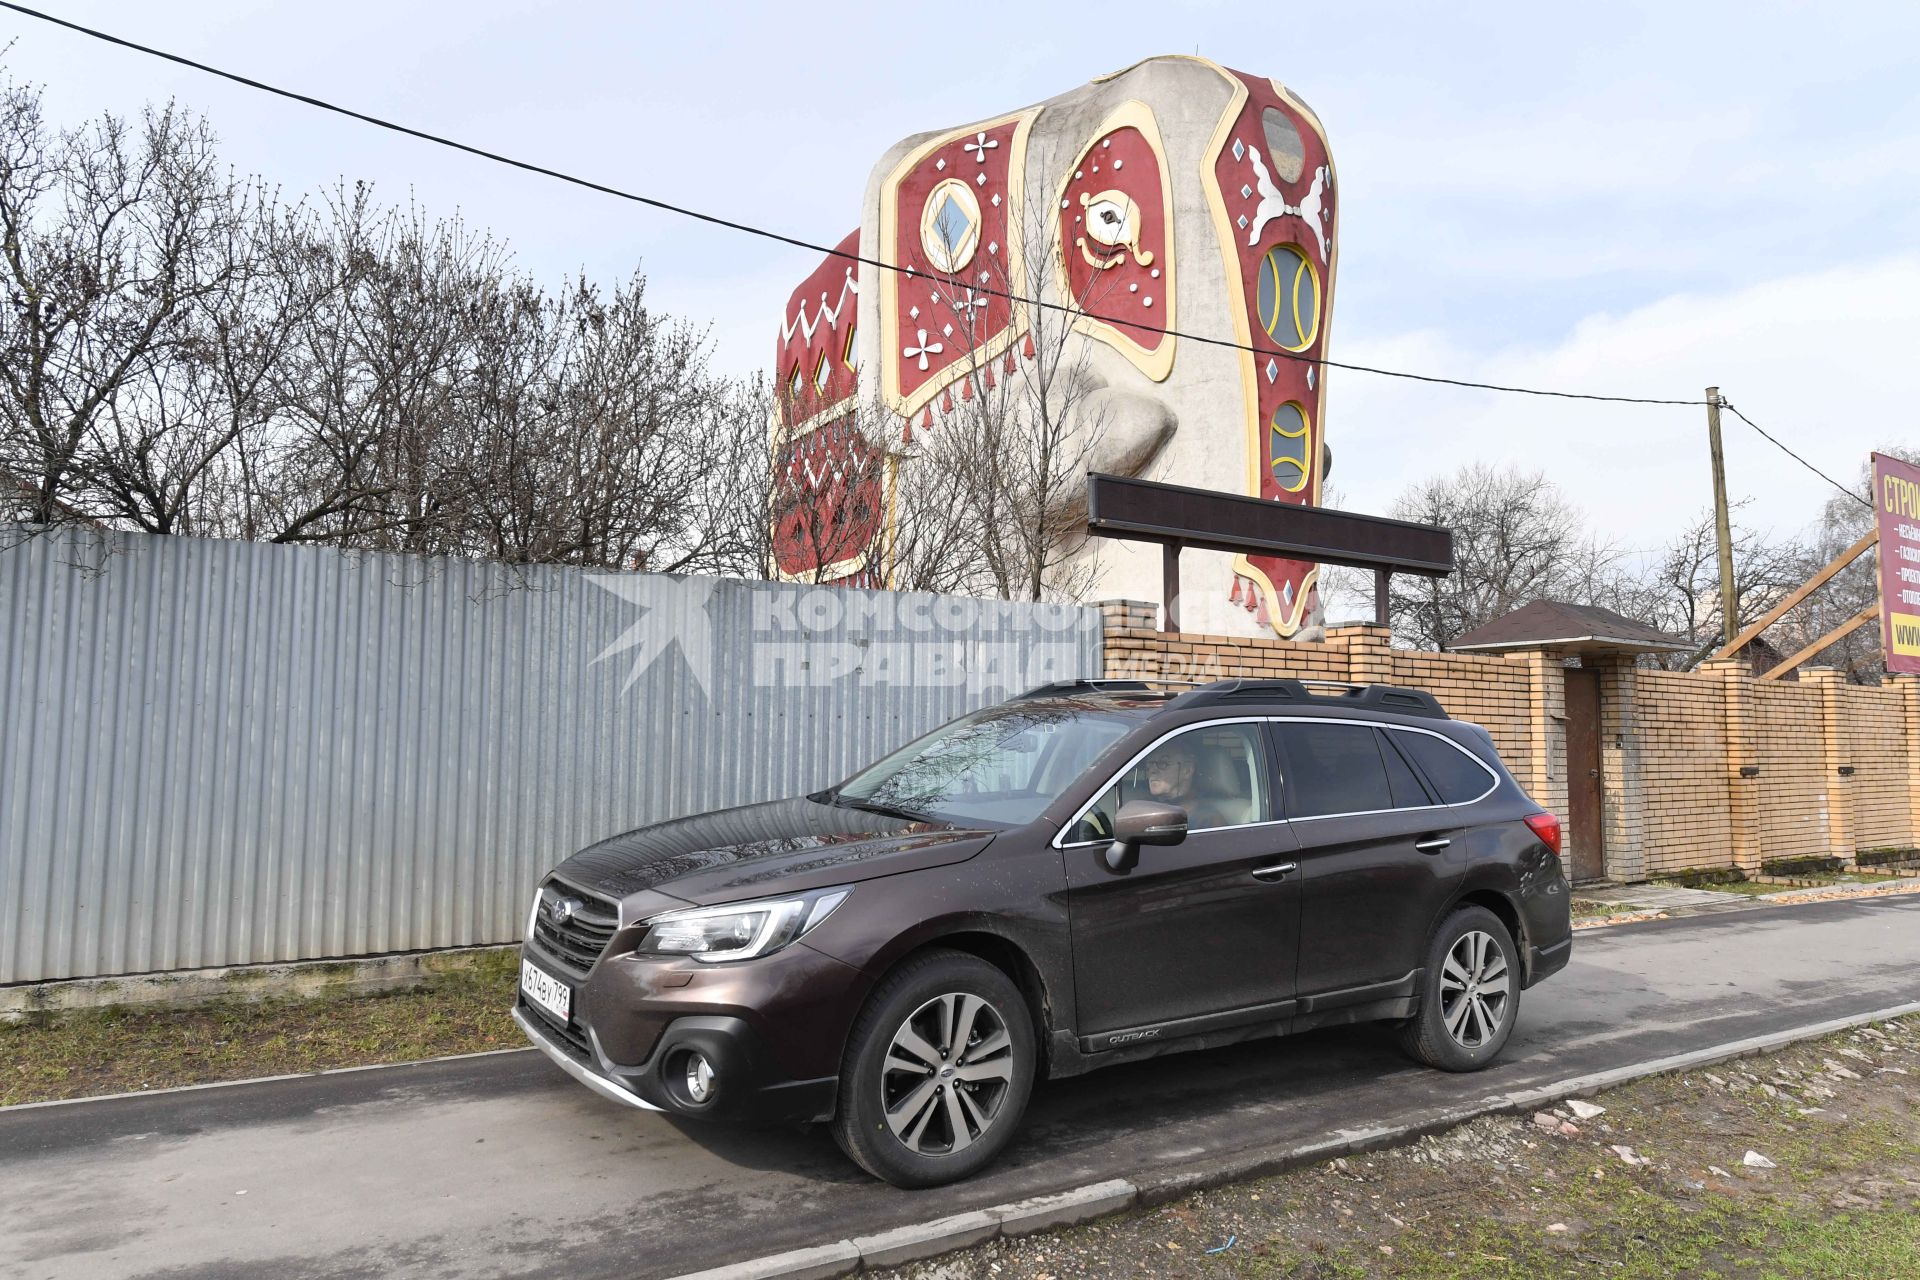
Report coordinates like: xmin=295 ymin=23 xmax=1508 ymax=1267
xmin=1250 ymin=861 xmax=1298 ymax=881
xmin=1414 ymin=837 xmax=1452 ymax=853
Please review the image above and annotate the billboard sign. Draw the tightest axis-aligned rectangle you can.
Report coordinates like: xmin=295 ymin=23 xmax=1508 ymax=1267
xmin=1873 ymin=452 xmax=1920 ymax=675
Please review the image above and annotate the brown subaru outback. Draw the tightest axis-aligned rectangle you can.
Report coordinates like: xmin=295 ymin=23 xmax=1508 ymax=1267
xmin=514 ymin=678 xmax=1572 ymax=1187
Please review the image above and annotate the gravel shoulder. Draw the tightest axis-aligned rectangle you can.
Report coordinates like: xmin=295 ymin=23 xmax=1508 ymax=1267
xmin=875 ymin=1015 xmax=1920 ymax=1280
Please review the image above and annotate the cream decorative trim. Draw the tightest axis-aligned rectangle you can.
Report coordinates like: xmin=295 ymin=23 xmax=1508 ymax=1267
xmin=1091 ymin=52 xmax=1234 ymax=85
xmin=771 ymin=392 xmax=858 ymax=446
xmin=1273 ymin=75 xmax=1340 ymax=471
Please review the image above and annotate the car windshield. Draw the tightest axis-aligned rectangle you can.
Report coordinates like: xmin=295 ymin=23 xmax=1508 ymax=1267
xmin=833 ymin=699 xmax=1143 ymax=826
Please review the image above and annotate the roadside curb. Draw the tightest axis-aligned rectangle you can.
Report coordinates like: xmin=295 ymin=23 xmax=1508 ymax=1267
xmin=0 ymin=1046 xmax=534 ymax=1113
xmin=1572 ymin=878 xmax=1920 ymax=930
xmin=662 ymin=1181 xmax=1139 ymax=1280
xmin=659 ymin=1000 xmax=1920 ymax=1280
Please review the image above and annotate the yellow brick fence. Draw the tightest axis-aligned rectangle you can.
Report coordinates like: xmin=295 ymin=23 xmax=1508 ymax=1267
xmin=1098 ymin=601 xmax=1920 ymax=882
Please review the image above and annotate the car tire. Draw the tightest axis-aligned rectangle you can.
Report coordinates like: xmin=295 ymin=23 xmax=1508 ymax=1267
xmin=832 ymin=948 xmax=1036 ymax=1188
xmin=1399 ymin=905 xmax=1520 ymax=1072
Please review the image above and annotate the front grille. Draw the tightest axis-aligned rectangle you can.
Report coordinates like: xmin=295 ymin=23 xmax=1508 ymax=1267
xmin=521 ymin=995 xmax=593 ymax=1060
xmin=530 ymin=882 xmax=620 ymax=978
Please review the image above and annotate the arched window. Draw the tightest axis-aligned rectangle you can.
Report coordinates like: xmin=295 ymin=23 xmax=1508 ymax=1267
xmin=1256 ymin=243 xmax=1320 ymax=352
xmin=1269 ymin=401 xmax=1310 ymax=493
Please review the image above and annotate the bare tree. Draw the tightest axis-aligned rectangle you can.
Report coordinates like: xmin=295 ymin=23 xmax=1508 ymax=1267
xmin=1381 ymin=463 xmax=1632 ymax=650
xmin=1646 ymin=500 xmax=1809 ymax=664
xmin=1759 ymin=446 xmax=1920 ymax=681
xmin=911 ymin=201 xmax=1115 ymax=602
xmin=0 ymin=61 xmax=752 ymax=580
xmin=0 ymin=75 xmax=241 ymax=528
xmin=84 ymin=179 xmax=305 ymax=537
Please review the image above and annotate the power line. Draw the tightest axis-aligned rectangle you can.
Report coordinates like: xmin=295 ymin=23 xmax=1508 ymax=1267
xmin=2 ymin=1 xmax=1877 ymax=508
xmin=1720 ymin=401 xmax=1873 ymax=510
xmin=0 ymin=1 xmax=1704 ymax=408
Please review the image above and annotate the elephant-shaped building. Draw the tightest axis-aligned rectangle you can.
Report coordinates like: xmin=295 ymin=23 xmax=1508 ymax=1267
xmin=771 ymin=55 xmax=1337 ymax=639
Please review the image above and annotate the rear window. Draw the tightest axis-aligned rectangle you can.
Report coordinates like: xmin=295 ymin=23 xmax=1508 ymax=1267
xmin=1392 ymin=730 xmax=1496 ymax=804
xmin=1276 ymin=722 xmax=1394 ymax=818
xmin=1378 ymin=731 xmax=1435 ymax=808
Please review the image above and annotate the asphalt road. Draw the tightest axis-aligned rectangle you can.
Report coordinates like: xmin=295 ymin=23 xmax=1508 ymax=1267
xmin=5 ymin=895 xmax=1919 ymax=1280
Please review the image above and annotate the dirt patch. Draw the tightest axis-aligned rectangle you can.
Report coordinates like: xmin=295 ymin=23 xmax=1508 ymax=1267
xmin=0 ymin=949 xmax=522 ymax=1106
xmin=879 ymin=1016 xmax=1920 ymax=1279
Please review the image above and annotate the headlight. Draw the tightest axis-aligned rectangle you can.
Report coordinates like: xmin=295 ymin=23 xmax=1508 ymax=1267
xmin=635 ymin=887 xmax=850 ymax=964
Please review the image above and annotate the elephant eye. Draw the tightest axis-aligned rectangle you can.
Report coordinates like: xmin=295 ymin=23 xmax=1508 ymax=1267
xmin=1084 ymin=196 xmax=1132 ymax=246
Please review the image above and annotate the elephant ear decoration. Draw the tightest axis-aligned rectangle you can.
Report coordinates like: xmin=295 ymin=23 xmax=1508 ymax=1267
xmin=1204 ymin=71 xmax=1338 ymax=637
xmin=771 ymin=229 xmax=889 ymax=586
xmin=877 ymin=111 xmax=1040 ymax=423
xmin=1054 ymin=100 xmax=1176 ymax=384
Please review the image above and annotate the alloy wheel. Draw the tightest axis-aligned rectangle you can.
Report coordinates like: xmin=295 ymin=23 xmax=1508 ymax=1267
xmin=880 ymin=992 xmax=1015 ymax=1155
xmin=1439 ymin=929 xmax=1510 ymax=1048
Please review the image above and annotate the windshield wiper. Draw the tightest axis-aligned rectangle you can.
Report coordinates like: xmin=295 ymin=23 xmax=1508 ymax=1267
xmin=832 ymin=794 xmax=933 ymax=824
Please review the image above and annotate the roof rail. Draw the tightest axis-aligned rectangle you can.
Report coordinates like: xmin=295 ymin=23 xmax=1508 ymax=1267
xmin=1169 ymin=679 xmax=1450 ymax=720
xmin=1008 ymin=678 xmax=1157 ymax=701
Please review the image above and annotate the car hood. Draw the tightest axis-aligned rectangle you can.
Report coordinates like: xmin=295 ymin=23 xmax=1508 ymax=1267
xmin=549 ymin=795 xmax=997 ymax=907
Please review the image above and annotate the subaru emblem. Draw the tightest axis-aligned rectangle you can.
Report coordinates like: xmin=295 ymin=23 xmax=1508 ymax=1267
xmin=544 ymin=894 xmax=582 ymax=926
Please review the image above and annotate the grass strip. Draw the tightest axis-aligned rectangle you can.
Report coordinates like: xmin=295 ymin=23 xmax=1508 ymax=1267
xmin=1 ymin=949 xmax=522 ymax=1107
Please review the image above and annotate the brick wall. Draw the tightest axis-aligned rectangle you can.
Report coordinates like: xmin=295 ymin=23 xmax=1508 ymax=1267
xmin=1099 ymin=615 xmax=1543 ymax=799
xmin=1382 ymin=649 xmax=1535 ymax=780
xmin=1845 ymin=684 xmax=1912 ymax=849
xmin=1749 ymin=682 xmax=1830 ymax=862
xmin=1098 ymin=600 xmax=1920 ymax=880
xmin=1630 ymin=667 xmax=1735 ymax=875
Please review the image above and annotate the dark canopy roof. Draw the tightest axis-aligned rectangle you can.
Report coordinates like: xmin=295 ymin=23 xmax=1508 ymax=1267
xmin=1448 ymin=600 xmax=1690 ymax=655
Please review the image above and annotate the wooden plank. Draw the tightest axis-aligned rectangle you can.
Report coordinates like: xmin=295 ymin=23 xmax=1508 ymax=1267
xmin=1758 ymin=605 xmax=1878 ymax=681
xmin=1713 ymin=528 xmax=1877 ymax=661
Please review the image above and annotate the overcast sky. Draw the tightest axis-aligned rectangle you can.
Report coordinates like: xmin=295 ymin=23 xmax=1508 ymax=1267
xmin=10 ymin=1 xmax=1917 ymax=555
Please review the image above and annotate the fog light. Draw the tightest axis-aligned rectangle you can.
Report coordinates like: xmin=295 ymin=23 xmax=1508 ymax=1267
xmin=684 ymin=1052 xmax=716 ymax=1105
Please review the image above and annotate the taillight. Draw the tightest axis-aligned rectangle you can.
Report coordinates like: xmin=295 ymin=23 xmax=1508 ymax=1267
xmin=1524 ymin=812 xmax=1562 ymax=856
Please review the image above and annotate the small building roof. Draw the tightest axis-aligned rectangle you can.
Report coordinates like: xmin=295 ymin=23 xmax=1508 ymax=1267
xmin=1447 ymin=599 xmax=1691 ymax=655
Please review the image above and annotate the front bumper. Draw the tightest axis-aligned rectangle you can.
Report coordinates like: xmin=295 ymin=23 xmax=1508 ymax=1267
xmin=514 ymin=928 xmax=865 ymax=1125
xmin=514 ymin=1005 xmax=664 ymax=1112
xmin=515 ymin=998 xmax=840 ymax=1123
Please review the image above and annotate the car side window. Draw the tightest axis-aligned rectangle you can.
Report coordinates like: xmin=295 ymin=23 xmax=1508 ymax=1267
xmin=1391 ymin=730 xmax=1496 ymax=804
xmin=1063 ymin=723 xmax=1273 ymax=842
xmin=1377 ymin=729 xmax=1436 ymax=808
xmin=1275 ymin=722 xmax=1394 ymax=818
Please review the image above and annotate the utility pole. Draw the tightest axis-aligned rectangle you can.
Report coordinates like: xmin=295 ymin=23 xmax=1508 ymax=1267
xmin=1706 ymin=386 xmax=1739 ymax=646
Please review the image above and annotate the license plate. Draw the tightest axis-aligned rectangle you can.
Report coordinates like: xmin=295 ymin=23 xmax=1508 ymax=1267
xmin=520 ymin=958 xmax=572 ymax=1023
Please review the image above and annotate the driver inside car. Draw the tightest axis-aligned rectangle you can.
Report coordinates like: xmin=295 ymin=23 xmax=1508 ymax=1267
xmin=1142 ymin=739 xmax=1234 ymax=830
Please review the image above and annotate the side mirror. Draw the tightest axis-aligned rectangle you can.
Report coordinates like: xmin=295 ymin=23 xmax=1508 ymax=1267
xmin=1104 ymin=800 xmax=1187 ymax=872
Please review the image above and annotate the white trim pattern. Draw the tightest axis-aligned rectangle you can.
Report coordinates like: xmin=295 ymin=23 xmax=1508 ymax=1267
xmin=779 ymin=268 xmax=860 ymax=345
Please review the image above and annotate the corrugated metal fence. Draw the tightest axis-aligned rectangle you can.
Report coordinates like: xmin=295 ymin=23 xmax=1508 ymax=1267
xmin=0 ymin=528 xmax=1100 ymax=984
